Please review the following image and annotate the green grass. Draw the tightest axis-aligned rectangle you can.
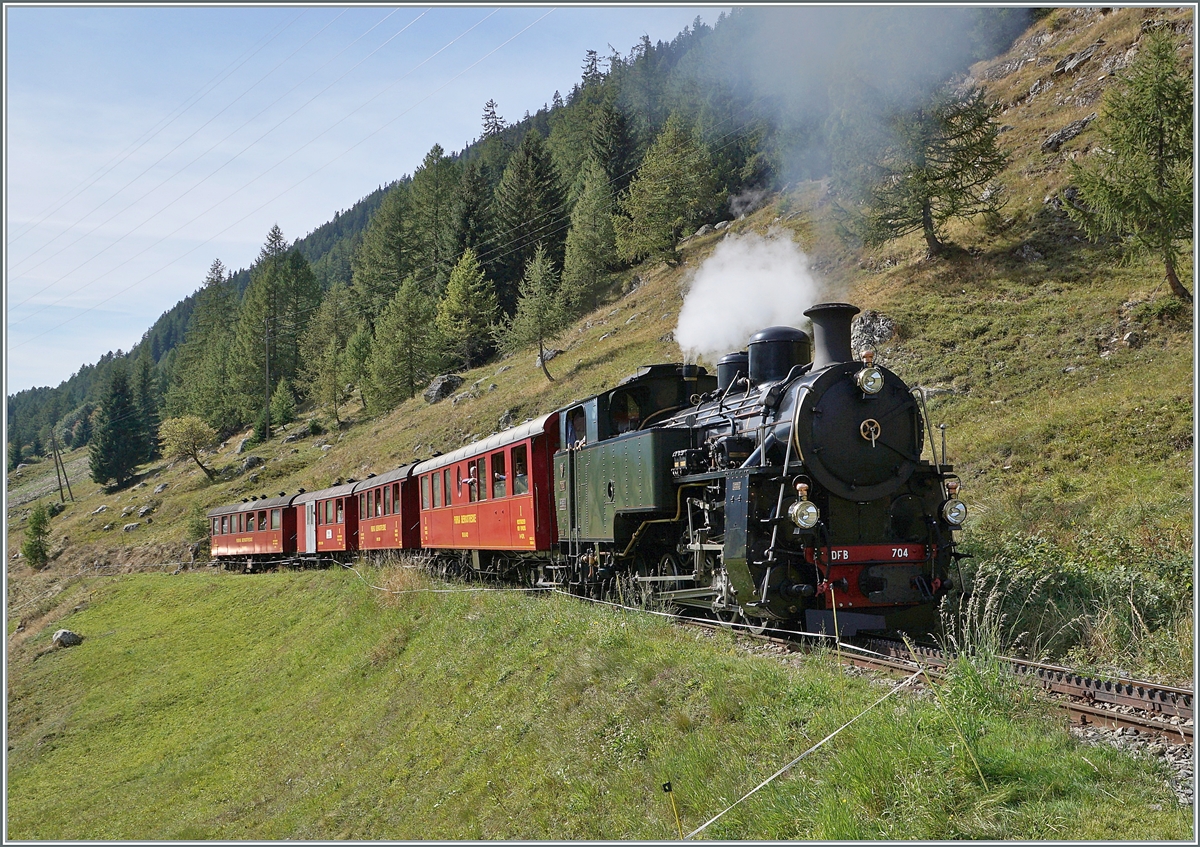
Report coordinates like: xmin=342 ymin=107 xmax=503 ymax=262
xmin=6 ymin=567 xmax=1191 ymax=840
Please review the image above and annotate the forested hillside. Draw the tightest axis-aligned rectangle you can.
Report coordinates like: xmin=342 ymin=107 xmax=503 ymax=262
xmin=7 ymin=6 xmax=1028 ymax=469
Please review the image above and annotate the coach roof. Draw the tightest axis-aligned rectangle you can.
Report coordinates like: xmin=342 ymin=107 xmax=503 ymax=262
xmin=416 ymin=413 xmax=557 ymax=475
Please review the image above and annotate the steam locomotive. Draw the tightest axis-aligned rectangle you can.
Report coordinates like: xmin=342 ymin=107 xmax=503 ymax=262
xmin=209 ymin=302 xmax=964 ymax=636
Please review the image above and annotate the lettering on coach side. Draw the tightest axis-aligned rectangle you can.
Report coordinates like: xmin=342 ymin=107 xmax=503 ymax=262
xmin=371 ymin=524 xmax=387 ymax=532
xmin=453 ymin=513 xmax=478 ymax=525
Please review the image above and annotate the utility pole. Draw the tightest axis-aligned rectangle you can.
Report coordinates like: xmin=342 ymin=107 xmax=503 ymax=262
xmin=49 ymin=431 xmax=73 ymax=502
xmin=264 ymin=315 xmax=271 ymax=441
xmin=49 ymin=432 xmax=65 ymax=502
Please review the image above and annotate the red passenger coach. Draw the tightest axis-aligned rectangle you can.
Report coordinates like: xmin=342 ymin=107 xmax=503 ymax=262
xmin=353 ymin=464 xmax=420 ymax=552
xmin=208 ymin=494 xmax=298 ymax=560
xmin=293 ymin=482 xmax=360 ymax=557
xmin=418 ymin=413 xmax=559 ymax=553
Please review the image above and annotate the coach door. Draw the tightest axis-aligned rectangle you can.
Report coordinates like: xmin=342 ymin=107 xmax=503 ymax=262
xmin=305 ymin=501 xmax=317 ymax=552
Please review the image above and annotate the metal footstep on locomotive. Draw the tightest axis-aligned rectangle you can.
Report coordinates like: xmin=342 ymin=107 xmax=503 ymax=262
xmin=208 ymin=302 xmax=968 ymax=640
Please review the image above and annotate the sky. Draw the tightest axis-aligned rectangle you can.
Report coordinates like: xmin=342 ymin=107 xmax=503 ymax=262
xmin=4 ymin=4 xmax=725 ymax=394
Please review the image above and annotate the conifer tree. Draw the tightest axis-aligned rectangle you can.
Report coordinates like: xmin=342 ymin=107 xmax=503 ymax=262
xmin=8 ymin=441 xmax=22 ymax=472
xmin=451 ymin=161 xmax=496 ymax=275
xmin=858 ymin=87 xmax=1007 ymax=255
xmin=436 ymin=248 xmax=499 ymax=370
xmin=89 ymin=362 xmax=142 ymax=488
xmin=482 ymin=99 xmax=506 ymax=137
xmin=368 ymin=276 xmax=439 ymax=411
xmin=301 ymin=283 xmax=356 ymax=424
xmin=132 ymin=351 xmax=159 ymax=461
xmin=409 ymin=144 xmax=461 ymax=292
xmin=561 ymin=158 xmax=617 ymax=316
xmin=350 ymin=183 xmax=413 ymax=328
xmin=1067 ymin=32 xmax=1193 ymax=302
xmin=269 ymin=378 xmax=296 ymax=427
xmin=615 ymin=113 xmax=716 ymax=263
xmin=21 ymin=501 xmax=51 ymax=568
xmin=342 ymin=325 xmax=373 ymax=412
xmin=589 ymin=101 xmax=637 ymax=195
xmin=492 ymin=129 xmax=567 ymax=314
xmin=496 ymin=245 xmax=566 ymax=382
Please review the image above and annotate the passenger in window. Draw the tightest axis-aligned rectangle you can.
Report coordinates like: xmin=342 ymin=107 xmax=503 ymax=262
xmin=513 ymin=447 xmax=529 ymax=495
xmin=612 ymin=394 xmax=642 ymax=433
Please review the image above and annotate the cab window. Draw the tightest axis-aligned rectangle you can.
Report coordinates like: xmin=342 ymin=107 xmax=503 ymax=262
xmin=610 ymin=391 xmax=643 ymax=434
xmin=566 ymin=408 xmax=587 ymax=445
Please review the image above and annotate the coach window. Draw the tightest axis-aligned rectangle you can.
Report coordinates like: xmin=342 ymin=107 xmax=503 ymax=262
xmin=221 ymin=516 xmax=228 ymax=534
xmin=513 ymin=444 xmax=529 ymax=495
xmin=491 ymin=451 xmax=507 ymax=498
xmin=255 ymin=511 xmax=264 ymax=531
xmin=366 ymin=490 xmax=374 ymax=518
xmin=336 ymin=499 xmax=344 ymax=524
xmin=359 ymin=493 xmax=367 ymax=516
xmin=375 ymin=489 xmax=383 ymax=517
xmin=432 ymin=472 xmax=442 ymax=507
xmin=271 ymin=509 xmax=281 ymax=530
xmin=382 ymin=485 xmax=391 ymax=515
xmin=393 ymin=483 xmax=400 ymax=512
xmin=444 ymin=469 xmax=453 ymax=506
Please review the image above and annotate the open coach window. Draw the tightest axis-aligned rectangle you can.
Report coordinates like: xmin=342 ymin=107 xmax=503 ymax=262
xmin=512 ymin=444 xmax=529 ymax=495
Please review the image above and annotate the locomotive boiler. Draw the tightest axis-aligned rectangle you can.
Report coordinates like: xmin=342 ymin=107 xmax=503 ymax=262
xmin=552 ymin=302 xmax=964 ymax=635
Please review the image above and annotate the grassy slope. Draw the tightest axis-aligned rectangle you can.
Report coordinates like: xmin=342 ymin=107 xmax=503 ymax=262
xmin=6 ymin=567 xmax=1190 ymax=840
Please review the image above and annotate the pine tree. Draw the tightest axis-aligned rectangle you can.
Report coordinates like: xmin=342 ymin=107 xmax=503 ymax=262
xmin=409 ymin=144 xmax=461 ymax=292
xmin=561 ymin=158 xmax=617 ymax=316
xmin=492 ymin=130 xmax=567 ymax=314
xmin=1067 ymin=31 xmax=1193 ymax=302
xmin=163 ymin=259 xmax=240 ymax=431
xmin=21 ymin=501 xmax=51 ymax=568
xmin=369 ymin=276 xmax=439 ymax=411
xmin=89 ymin=362 xmax=142 ymax=488
xmin=300 ymin=283 xmax=356 ymax=425
xmin=436 ymin=248 xmax=500 ymax=370
xmin=342 ymin=325 xmax=373 ymax=412
xmin=615 ymin=113 xmax=716 ymax=263
xmin=132 ymin=351 xmax=159 ymax=461
xmin=350 ymin=182 xmax=413 ymax=328
xmin=8 ymin=441 xmax=22 ymax=472
xmin=858 ymin=87 xmax=1007 ymax=255
xmin=270 ymin=378 xmax=296 ymax=427
xmin=496 ymin=245 xmax=566 ymax=382
xmin=451 ymin=161 xmax=496 ymax=276
xmin=482 ymin=99 xmax=506 ymax=137
xmin=589 ymin=101 xmax=637 ymax=195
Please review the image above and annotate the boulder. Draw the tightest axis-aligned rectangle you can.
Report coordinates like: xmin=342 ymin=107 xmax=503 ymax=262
xmin=694 ymin=224 xmax=713 ymax=237
xmin=138 ymin=505 xmax=154 ymax=518
xmin=102 ymin=524 xmax=113 ymax=531
xmin=424 ymin=374 xmax=464 ymax=404
xmin=282 ymin=432 xmax=302 ymax=444
xmin=122 ymin=523 xmax=139 ymax=532
xmin=1122 ymin=331 xmax=1142 ymax=349
xmin=52 ymin=630 xmax=83 ymax=648
xmin=851 ymin=310 xmax=896 ymax=357
xmin=534 ymin=349 xmax=562 ymax=370
xmin=153 ymin=483 xmax=168 ymax=494
xmin=242 ymin=455 xmax=265 ymax=471
xmin=1041 ymin=113 xmax=1096 ymax=153
xmin=236 ymin=437 xmax=250 ymax=454
xmin=92 ymin=504 xmax=108 ymax=515
xmin=714 ymin=220 xmax=730 ymax=231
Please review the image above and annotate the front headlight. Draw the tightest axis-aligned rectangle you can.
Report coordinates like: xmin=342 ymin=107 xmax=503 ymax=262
xmin=789 ymin=498 xmax=820 ymax=529
xmin=856 ymin=366 xmax=884 ymax=395
xmin=942 ymin=498 xmax=967 ymax=526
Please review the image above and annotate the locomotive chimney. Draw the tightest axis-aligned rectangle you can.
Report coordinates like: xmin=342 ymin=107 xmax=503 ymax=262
xmin=804 ymin=302 xmax=861 ymax=370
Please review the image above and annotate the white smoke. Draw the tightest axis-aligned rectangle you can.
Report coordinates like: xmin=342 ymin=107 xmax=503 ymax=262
xmin=675 ymin=229 xmax=828 ymax=365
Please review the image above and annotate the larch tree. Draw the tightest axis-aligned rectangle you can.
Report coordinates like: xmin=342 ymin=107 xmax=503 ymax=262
xmin=496 ymin=244 xmax=567 ymax=382
xmin=368 ymin=276 xmax=439 ymax=411
xmin=21 ymin=501 xmax=51 ymax=568
xmin=615 ymin=113 xmax=716 ymax=263
xmin=491 ymin=129 xmax=567 ymax=314
xmin=561 ymin=157 xmax=617 ymax=316
xmin=1067 ymin=32 xmax=1193 ymax=302
xmin=857 ymin=87 xmax=1007 ymax=255
xmin=436 ymin=248 xmax=499 ymax=370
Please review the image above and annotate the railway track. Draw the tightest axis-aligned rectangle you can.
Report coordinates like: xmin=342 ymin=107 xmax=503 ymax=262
xmin=680 ymin=617 xmax=1194 ymax=746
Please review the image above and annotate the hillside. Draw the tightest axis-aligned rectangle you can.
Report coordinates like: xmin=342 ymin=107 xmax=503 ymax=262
xmin=8 ymin=7 xmax=1194 ymax=676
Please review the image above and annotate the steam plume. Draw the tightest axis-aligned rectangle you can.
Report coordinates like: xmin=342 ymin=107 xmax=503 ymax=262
xmin=675 ymin=229 xmax=828 ymax=365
